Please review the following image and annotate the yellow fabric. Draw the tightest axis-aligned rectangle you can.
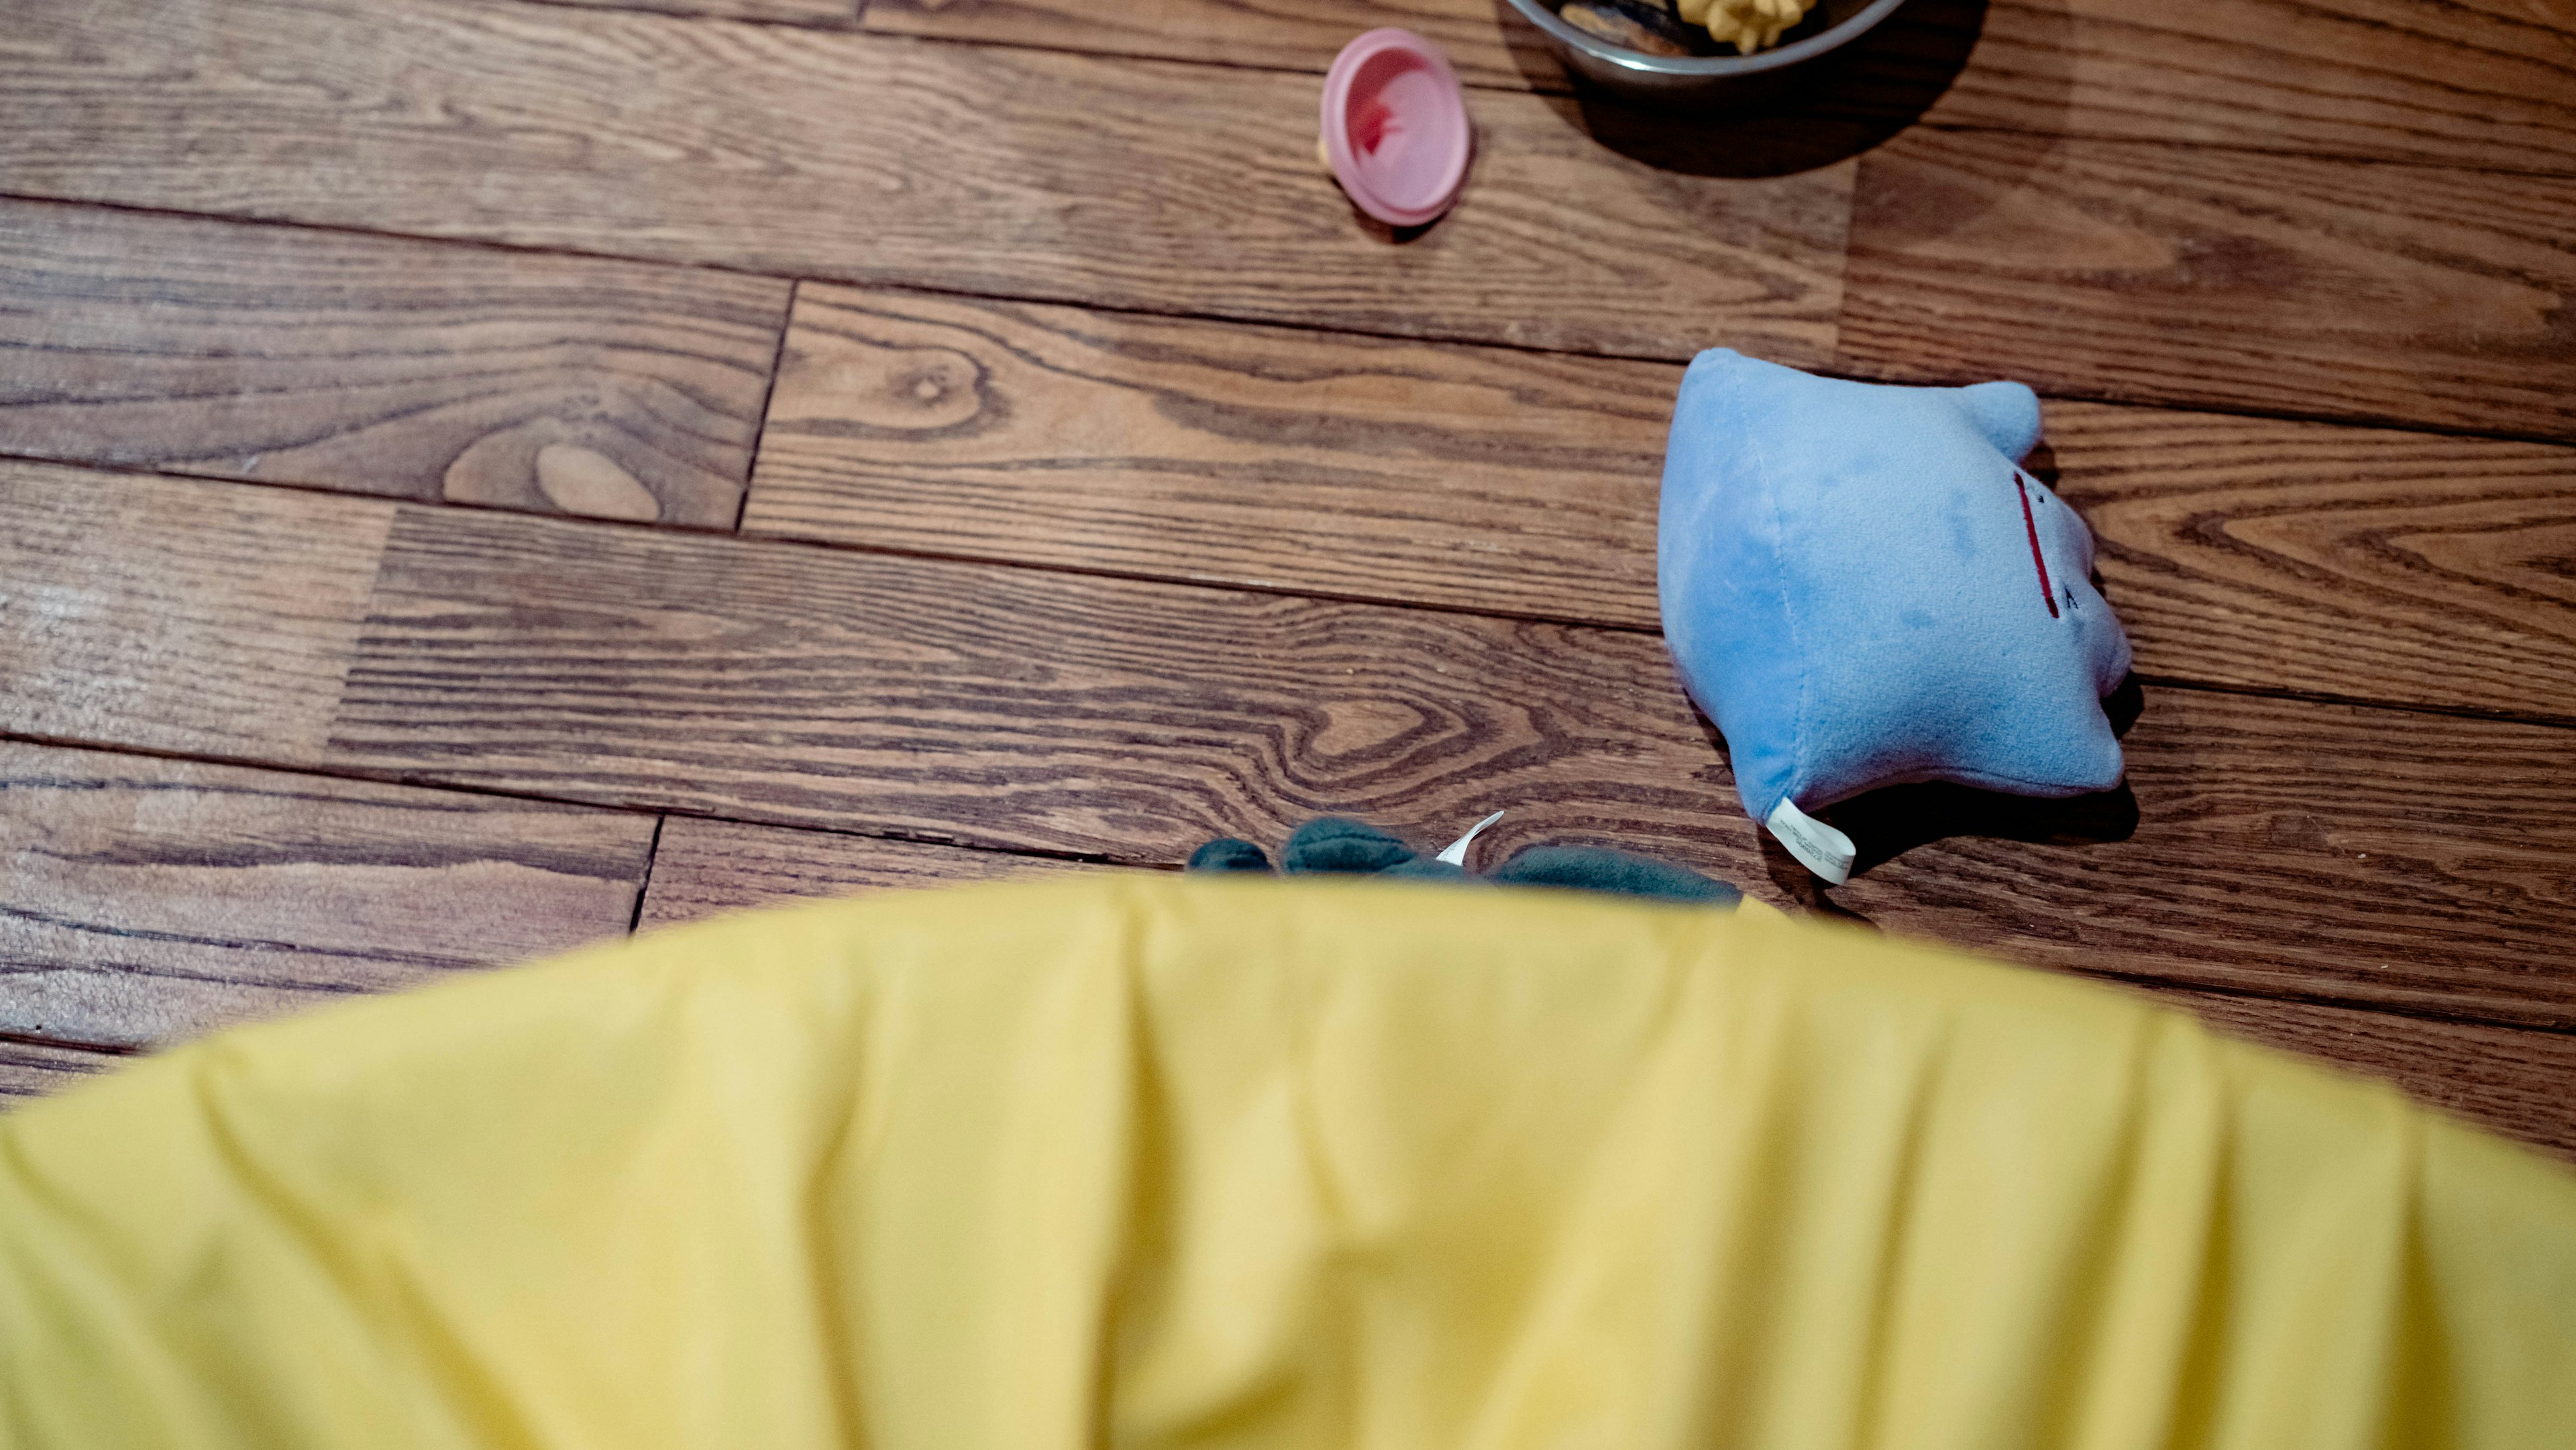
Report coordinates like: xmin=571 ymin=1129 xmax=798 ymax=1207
xmin=3 ymin=876 xmax=2571 ymax=1449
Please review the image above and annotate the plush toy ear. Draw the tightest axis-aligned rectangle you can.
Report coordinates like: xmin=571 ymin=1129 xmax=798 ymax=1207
xmin=1952 ymin=380 xmax=2043 ymax=461
xmin=1278 ymin=817 xmax=1415 ymax=873
xmin=1186 ymin=838 xmax=1274 ymax=874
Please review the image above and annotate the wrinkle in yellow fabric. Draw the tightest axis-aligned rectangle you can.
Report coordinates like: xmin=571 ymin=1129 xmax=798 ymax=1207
xmin=2 ymin=877 xmax=2571 ymax=1449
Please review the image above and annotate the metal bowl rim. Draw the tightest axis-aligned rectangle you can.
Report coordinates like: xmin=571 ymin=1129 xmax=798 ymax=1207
xmin=1499 ymin=0 xmax=1914 ymax=78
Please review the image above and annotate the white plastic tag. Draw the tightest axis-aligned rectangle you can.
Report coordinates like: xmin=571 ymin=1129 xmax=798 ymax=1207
xmin=1437 ymin=810 xmax=1505 ymax=867
xmin=1766 ymin=798 xmax=1856 ymax=885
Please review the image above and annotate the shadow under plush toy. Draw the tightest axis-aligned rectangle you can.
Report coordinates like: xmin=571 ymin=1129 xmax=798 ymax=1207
xmin=1660 ymin=352 xmax=2133 ymax=884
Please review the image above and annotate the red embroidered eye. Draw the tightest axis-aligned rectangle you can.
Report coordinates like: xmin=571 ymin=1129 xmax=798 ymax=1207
xmin=2015 ymin=472 xmax=2059 ymax=619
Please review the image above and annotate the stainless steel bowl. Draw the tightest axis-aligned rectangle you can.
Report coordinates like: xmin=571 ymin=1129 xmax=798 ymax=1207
xmin=1503 ymin=0 xmax=1913 ymax=109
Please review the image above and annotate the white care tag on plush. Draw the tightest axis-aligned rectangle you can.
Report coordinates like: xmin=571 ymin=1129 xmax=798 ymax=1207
xmin=1766 ymin=798 xmax=1856 ymax=885
xmin=1437 ymin=810 xmax=1505 ymax=867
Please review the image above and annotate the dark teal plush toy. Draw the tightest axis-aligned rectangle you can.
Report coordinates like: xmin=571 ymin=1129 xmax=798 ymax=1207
xmin=1189 ymin=818 xmax=1740 ymax=906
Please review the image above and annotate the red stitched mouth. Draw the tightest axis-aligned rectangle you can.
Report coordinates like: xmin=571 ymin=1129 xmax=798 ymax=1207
xmin=2017 ymin=472 xmax=2060 ymax=619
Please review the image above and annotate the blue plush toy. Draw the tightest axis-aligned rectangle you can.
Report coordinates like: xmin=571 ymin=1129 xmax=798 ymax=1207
xmin=1658 ymin=351 xmax=2133 ymax=884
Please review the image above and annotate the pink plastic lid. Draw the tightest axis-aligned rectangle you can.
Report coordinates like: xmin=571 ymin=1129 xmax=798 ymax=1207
xmin=1320 ymin=29 xmax=1470 ymax=229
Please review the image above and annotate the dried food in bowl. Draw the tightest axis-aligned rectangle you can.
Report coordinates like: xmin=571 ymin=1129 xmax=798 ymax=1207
xmin=1503 ymin=0 xmax=1913 ymax=110
xmin=1556 ymin=0 xmax=1831 ymax=58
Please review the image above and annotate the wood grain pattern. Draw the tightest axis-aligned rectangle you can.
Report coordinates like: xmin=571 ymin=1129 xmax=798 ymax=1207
xmin=747 ymin=287 xmax=2576 ymax=721
xmin=0 ymin=741 xmax=653 ymax=1049
xmin=0 ymin=1038 xmax=123 ymax=1104
xmin=333 ymin=499 xmax=1770 ymax=867
xmin=1909 ymin=0 xmax=2576 ymax=173
xmin=745 ymin=284 xmax=1672 ymax=624
xmin=860 ymin=0 xmax=1556 ymax=92
xmin=0 ymin=0 xmax=2561 ymax=1182
xmin=0 ymin=200 xmax=789 ymax=526
xmin=15 ymin=466 xmax=2574 ymax=1023
xmin=864 ymin=0 xmax=2576 ymax=173
xmin=1831 ymin=686 xmax=2576 ymax=1026
xmin=2046 ymin=407 xmax=2576 ymax=722
xmin=0 ymin=458 xmax=390 ymax=758
xmin=1838 ymin=129 xmax=2576 ymax=440
xmin=0 ymin=0 xmax=1851 ymax=366
xmin=317 ymin=516 xmax=2576 ymax=1028
xmin=639 ymin=815 xmax=1089 ymax=927
xmin=2165 ymin=989 xmax=2576 ymax=1163
xmin=547 ymin=0 xmax=855 ymax=21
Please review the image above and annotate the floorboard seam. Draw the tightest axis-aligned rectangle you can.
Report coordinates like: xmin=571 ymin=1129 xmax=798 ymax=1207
xmin=529 ymin=15 xmax=2576 ymax=182
xmin=6 ymin=190 xmax=2573 ymax=451
xmin=629 ymin=813 xmax=667 ymax=934
xmin=11 ymin=454 xmax=2575 ymax=731
xmin=502 ymin=0 xmax=862 ymax=34
xmin=738 ymin=278 xmax=799 ymax=535
xmin=0 ymin=1030 xmax=140 ymax=1058
xmin=7 ymin=726 xmax=2571 ymax=1037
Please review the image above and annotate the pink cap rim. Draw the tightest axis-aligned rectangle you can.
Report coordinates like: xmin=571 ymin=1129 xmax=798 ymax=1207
xmin=1320 ymin=28 xmax=1470 ymax=229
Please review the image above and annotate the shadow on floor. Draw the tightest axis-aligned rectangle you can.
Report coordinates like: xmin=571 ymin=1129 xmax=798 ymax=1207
xmin=1720 ymin=674 xmax=2145 ymax=910
xmin=1848 ymin=672 xmax=2141 ymax=858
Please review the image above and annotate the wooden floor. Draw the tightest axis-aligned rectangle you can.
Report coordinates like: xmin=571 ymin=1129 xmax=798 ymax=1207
xmin=2 ymin=0 xmax=2572 ymax=1155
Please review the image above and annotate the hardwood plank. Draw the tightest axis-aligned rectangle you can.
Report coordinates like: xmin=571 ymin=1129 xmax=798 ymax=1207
xmin=0 ymin=1038 xmax=124 ymax=1104
xmin=639 ymin=815 xmax=1087 ymax=927
xmin=744 ymin=285 xmax=1670 ymax=626
xmin=333 ymin=499 xmax=1768 ymax=866
xmin=2045 ymin=406 xmax=2576 ymax=723
xmin=333 ymin=499 xmax=2576 ymax=1028
xmin=0 ymin=0 xmax=1851 ymax=366
xmin=1904 ymin=0 xmax=2576 ymax=174
xmin=860 ymin=0 xmax=1554 ymax=93
xmin=0 ymin=458 xmax=389 ymax=758
xmin=545 ymin=0 xmax=855 ymax=21
xmin=0 ymin=200 xmax=788 ymax=527
xmin=19 ymin=468 xmax=2575 ymax=1026
xmin=2161 ymin=989 xmax=2576 ymax=1165
xmin=1837 ymin=129 xmax=2576 ymax=441
xmin=1825 ymin=686 xmax=2576 ymax=1027
xmin=0 ymin=740 xmax=654 ymax=1050
xmin=863 ymin=0 xmax=2576 ymax=173
xmin=747 ymin=287 xmax=2576 ymax=721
